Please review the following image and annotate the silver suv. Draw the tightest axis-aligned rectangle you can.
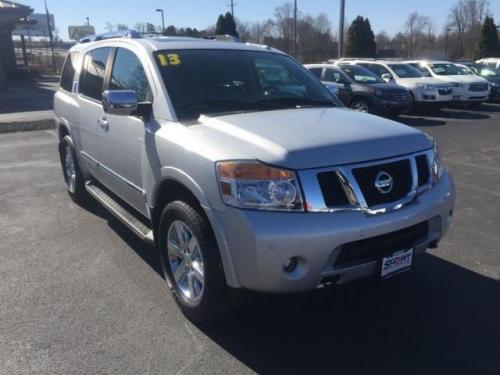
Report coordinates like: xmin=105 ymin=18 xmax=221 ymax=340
xmin=54 ymin=32 xmax=455 ymax=321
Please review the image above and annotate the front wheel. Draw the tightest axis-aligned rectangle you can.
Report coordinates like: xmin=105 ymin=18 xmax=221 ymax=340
xmin=158 ymin=201 xmax=230 ymax=322
xmin=349 ymin=97 xmax=371 ymax=113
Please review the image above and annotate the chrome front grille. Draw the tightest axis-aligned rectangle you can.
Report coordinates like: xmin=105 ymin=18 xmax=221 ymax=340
xmin=469 ymin=83 xmax=489 ymax=92
xmin=301 ymin=151 xmax=433 ymax=215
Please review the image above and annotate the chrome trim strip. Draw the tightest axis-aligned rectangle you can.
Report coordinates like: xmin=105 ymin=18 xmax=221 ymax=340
xmin=81 ymin=151 xmax=145 ymax=194
xmin=299 ymin=149 xmax=435 ymax=216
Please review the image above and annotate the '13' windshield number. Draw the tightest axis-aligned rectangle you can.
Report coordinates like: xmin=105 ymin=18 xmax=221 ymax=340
xmin=158 ymin=53 xmax=181 ymax=67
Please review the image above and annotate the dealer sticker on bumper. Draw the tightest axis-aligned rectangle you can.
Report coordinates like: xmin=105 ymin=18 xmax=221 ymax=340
xmin=381 ymin=248 xmax=414 ymax=278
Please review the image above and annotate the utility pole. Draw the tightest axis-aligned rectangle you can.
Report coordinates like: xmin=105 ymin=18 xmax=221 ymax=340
xmin=156 ymin=9 xmax=165 ymax=34
xmin=338 ymin=0 xmax=345 ymax=58
xmin=293 ymin=0 xmax=297 ymax=58
xmin=228 ymin=0 xmax=236 ymax=17
xmin=445 ymin=28 xmax=450 ymax=60
xmin=86 ymin=17 xmax=89 ymax=26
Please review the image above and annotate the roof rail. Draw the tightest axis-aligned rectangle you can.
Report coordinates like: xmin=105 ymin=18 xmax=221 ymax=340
xmin=202 ymin=34 xmax=242 ymax=43
xmin=79 ymin=30 xmax=142 ymax=44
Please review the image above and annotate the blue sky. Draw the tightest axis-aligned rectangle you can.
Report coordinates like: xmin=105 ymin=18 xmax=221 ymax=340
xmin=19 ymin=0 xmax=500 ymax=40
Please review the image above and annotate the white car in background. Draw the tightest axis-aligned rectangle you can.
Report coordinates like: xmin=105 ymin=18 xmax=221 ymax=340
xmin=407 ymin=60 xmax=490 ymax=107
xmin=336 ymin=59 xmax=454 ymax=111
xmin=476 ymin=58 xmax=500 ymax=70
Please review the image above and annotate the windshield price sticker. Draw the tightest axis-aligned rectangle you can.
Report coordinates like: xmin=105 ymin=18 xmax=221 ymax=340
xmin=158 ymin=53 xmax=181 ymax=67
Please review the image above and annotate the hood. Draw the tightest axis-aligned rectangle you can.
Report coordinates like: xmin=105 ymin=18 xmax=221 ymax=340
xmin=397 ymin=76 xmax=451 ymax=88
xmin=360 ymin=82 xmax=408 ymax=92
xmin=196 ymin=107 xmax=432 ymax=170
xmin=432 ymin=75 xmax=489 ymax=84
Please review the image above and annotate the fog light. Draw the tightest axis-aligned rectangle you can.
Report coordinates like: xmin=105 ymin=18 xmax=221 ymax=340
xmin=283 ymin=257 xmax=298 ymax=273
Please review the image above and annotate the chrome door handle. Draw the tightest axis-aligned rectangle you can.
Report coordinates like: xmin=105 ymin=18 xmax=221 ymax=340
xmin=98 ymin=117 xmax=109 ymax=131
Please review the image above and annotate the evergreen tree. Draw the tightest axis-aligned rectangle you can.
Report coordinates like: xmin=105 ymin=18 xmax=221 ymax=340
xmin=224 ymin=12 xmax=239 ymax=38
xmin=477 ymin=17 xmax=500 ymax=58
xmin=215 ymin=14 xmax=226 ymax=35
xmin=346 ymin=16 xmax=377 ymax=58
xmin=364 ymin=18 xmax=378 ymax=57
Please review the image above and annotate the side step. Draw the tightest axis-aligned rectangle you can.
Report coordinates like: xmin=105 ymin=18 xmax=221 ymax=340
xmin=85 ymin=182 xmax=154 ymax=244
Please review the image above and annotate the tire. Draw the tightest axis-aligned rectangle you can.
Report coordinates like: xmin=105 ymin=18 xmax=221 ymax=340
xmin=59 ymin=135 xmax=87 ymax=203
xmin=349 ymin=97 xmax=371 ymax=113
xmin=158 ymin=200 xmax=229 ymax=322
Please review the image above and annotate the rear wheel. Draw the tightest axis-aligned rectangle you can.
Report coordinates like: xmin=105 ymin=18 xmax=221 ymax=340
xmin=349 ymin=97 xmax=371 ymax=113
xmin=158 ymin=200 xmax=230 ymax=322
xmin=59 ymin=135 xmax=87 ymax=203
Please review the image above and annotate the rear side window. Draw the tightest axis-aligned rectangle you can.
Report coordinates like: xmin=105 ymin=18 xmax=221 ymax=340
xmin=309 ymin=67 xmax=323 ymax=79
xmin=109 ymin=48 xmax=149 ymax=102
xmin=60 ymin=52 xmax=78 ymax=92
xmin=80 ymin=47 xmax=111 ymax=101
xmin=366 ymin=64 xmax=390 ymax=77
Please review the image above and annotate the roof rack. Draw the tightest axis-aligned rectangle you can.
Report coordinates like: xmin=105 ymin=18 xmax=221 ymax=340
xmin=79 ymin=30 xmax=142 ymax=44
xmin=202 ymin=34 xmax=242 ymax=43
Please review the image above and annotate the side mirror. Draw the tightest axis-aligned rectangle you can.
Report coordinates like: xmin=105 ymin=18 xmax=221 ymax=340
xmin=381 ymin=73 xmax=393 ymax=82
xmin=102 ymin=90 xmax=138 ymax=116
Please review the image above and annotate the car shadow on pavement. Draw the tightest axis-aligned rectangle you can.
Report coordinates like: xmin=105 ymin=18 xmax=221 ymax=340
xmin=398 ymin=116 xmax=447 ymax=127
xmin=468 ymin=103 xmax=500 ymax=113
xmin=76 ymin=198 xmax=164 ymax=278
xmin=197 ymin=254 xmax=500 ymax=375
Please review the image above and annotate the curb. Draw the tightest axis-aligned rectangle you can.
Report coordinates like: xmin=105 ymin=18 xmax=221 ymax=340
xmin=0 ymin=120 xmax=55 ymax=134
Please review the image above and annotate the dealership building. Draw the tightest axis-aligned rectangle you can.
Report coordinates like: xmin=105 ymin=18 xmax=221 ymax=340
xmin=0 ymin=0 xmax=32 ymax=90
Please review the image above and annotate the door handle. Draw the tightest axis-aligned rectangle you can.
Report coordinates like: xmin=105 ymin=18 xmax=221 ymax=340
xmin=98 ymin=117 xmax=109 ymax=131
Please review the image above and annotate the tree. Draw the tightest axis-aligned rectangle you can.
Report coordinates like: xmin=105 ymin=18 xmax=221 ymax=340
xmin=215 ymin=14 xmax=225 ymax=35
xmin=164 ymin=25 xmax=177 ymax=36
xmin=403 ymin=12 xmax=434 ymax=57
xmin=224 ymin=12 xmax=239 ymax=37
xmin=345 ymin=16 xmax=377 ymax=58
xmin=364 ymin=18 xmax=377 ymax=57
xmin=448 ymin=0 xmax=490 ymax=58
xmin=375 ymin=31 xmax=391 ymax=50
xmin=477 ymin=16 xmax=500 ymax=58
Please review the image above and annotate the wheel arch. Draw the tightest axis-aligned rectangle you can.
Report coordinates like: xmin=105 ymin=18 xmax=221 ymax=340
xmin=150 ymin=172 xmax=240 ymax=288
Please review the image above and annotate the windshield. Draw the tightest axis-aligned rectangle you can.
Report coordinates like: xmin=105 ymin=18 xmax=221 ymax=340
xmin=388 ymin=64 xmax=423 ymax=78
xmin=476 ymin=65 xmax=500 ymax=77
xmin=340 ymin=65 xmax=384 ymax=84
xmin=154 ymin=49 xmax=336 ymax=119
xmin=428 ymin=63 xmax=465 ymax=76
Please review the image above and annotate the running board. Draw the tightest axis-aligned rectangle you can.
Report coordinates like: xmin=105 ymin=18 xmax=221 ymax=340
xmin=85 ymin=182 xmax=154 ymax=244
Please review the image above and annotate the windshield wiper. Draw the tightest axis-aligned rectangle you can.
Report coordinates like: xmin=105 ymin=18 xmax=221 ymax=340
xmin=253 ymin=97 xmax=335 ymax=108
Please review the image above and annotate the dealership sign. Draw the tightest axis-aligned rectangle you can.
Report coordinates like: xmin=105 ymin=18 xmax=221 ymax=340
xmin=68 ymin=26 xmax=96 ymax=41
xmin=13 ymin=13 xmax=55 ymax=37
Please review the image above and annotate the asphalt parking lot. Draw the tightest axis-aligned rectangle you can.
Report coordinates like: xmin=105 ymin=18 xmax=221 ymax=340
xmin=1 ymin=104 xmax=500 ymax=375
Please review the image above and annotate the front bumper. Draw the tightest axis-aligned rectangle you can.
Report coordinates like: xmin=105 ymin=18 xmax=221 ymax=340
xmin=452 ymin=87 xmax=490 ymax=102
xmin=214 ymin=171 xmax=455 ymax=293
xmin=373 ymin=97 xmax=413 ymax=114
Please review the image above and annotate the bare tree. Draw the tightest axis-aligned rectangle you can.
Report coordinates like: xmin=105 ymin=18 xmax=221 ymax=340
xmin=404 ymin=12 xmax=434 ymax=57
xmin=375 ymin=31 xmax=391 ymax=50
xmin=134 ymin=22 xmax=147 ymax=33
xmin=105 ymin=22 xmax=114 ymax=32
xmin=448 ymin=0 xmax=490 ymax=58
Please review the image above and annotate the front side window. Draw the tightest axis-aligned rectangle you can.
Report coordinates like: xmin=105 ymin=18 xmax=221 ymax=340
xmin=340 ymin=65 xmax=383 ymax=84
xmin=388 ymin=64 xmax=423 ymax=78
xmin=80 ymin=47 xmax=111 ymax=101
xmin=109 ymin=48 xmax=149 ymax=102
xmin=324 ymin=68 xmax=348 ymax=83
xmin=60 ymin=52 xmax=79 ymax=92
xmin=154 ymin=49 xmax=336 ymax=120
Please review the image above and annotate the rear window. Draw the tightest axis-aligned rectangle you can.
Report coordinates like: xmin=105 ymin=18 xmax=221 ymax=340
xmin=80 ymin=47 xmax=111 ymax=101
xmin=60 ymin=52 xmax=78 ymax=92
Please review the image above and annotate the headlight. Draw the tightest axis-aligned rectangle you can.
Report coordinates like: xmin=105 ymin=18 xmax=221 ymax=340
xmin=451 ymin=82 xmax=464 ymax=88
xmin=491 ymin=82 xmax=500 ymax=87
xmin=431 ymin=140 xmax=444 ymax=184
xmin=216 ymin=161 xmax=304 ymax=211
